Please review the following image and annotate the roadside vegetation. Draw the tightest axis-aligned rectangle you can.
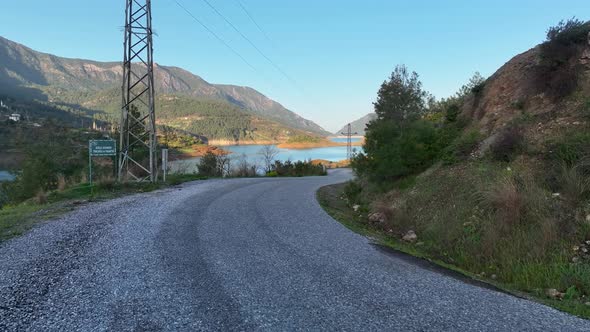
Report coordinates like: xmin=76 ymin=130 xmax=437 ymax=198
xmin=0 ymin=128 xmax=326 ymax=242
xmin=321 ymin=19 xmax=590 ymax=318
xmin=196 ymin=149 xmax=327 ymax=178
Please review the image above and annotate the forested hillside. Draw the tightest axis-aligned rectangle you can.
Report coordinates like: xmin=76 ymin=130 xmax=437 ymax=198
xmin=0 ymin=36 xmax=329 ymax=140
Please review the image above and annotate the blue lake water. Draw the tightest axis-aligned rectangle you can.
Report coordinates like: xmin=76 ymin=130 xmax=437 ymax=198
xmin=0 ymin=171 xmax=15 ymax=182
xmin=170 ymin=143 xmax=363 ymax=174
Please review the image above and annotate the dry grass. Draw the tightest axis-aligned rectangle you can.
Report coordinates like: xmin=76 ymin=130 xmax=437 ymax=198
xmin=33 ymin=190 xmax=48 ymax=205
xmin=479 ymin=176 xmax=524 ymax=229
xmin=557 ymin=161 xmax=590 ymax=206
xmin=56 ymin=174 xmax=67 ymax=192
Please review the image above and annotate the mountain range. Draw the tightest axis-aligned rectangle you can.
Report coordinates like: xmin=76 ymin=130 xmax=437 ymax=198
xmin=0 ymin=36 xmax=329 ymax=140
xmin=335 ymin=113 xmax=376 ymax=135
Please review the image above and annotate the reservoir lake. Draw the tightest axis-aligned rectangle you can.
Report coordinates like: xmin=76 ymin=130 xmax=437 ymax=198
xmin=170 ymin=137 xmax=363 ymax=174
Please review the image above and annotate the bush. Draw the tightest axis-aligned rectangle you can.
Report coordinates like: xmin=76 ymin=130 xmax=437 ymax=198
xmin=355 ymin=120 xmax=440 ymax=183
xmin=344 ymin=181 xmax=363 ymax=204
xmin=471 ymin=82 xmax=485 ymax=95
xmin=546 ymin=18 xmax=588 ymax=44
xmin=197 ymin=152 xmax=222 ymax=177
xmin=548 ymin=132 xmax=590 ymax=166
xmin=489 ymin=126 xmax=524 ymax=162
xmin=537 ymin=19 xmax=590 ymax=99
xmin=445 ymin=104 xmax=460 ymax=123
xmin=556 ymin=162 xmax=590 ymax=207
xmin=441 ymin=129 xmax=482 ymax=164
xmin=231 ymin=155 xmax=257 ymax=177
xmin=0 ymin=184 xmax=9 ymax=208
xmin=272 ymin=160 xmax=326 ymax=177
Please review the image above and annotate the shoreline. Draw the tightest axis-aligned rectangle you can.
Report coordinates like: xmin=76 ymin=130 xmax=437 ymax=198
xmin=170 ymin=137 xmax=365 ymax=160
xmin=278 ymin=138 xmax=364 ymax=150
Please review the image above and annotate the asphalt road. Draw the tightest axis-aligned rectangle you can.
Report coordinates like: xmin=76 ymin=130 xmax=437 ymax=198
xmin=1 ymin=169 xmax=589 ymax=331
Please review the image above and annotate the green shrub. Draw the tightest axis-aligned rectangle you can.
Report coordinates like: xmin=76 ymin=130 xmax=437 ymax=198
xmin=266 ymin=171 xmax=278 ymax=177
xmin=546 ymin=18 xmax=589 ymax=44
xmin=441 ymin=129 xmax=482 ymax=164
xmin=272 ymin=160 xmax=326 ymax=177
xmin=489 ymin=126 xmax=524 ymax=162
xmin=356 ymin=120 xmax=440 ymax=182
xmin=344 ymin=180 xmax=363 ymax=204
xmin=445 ymin=104 xmax=460 ymax=123
xmin=0 ymin=183 xmax=9 ymax=209
xmin=511 ymin=100 xmax=526 ymax=110
xmin=197 ymin=152 xmax=221 ymax=177
xmin=548 ymin=131 xmax=590 ymax=166
xmin=537 ymin=19 xmax=590 ymax=99
xmin=471 ymin=82 xmax=485 ymax=95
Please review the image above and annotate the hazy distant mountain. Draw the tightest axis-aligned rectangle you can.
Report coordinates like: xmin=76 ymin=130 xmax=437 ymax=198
xmin=335 ymin=113 xmax=376 ymax=135
xmin=0 ymin=36 xmax=329 ymax=138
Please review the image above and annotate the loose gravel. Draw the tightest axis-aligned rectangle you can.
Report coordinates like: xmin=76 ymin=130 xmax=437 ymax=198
xmin=0 ymin=169 xmax=589 ymax=331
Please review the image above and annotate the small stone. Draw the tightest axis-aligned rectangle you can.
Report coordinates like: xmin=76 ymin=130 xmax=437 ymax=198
xmin=368 ymin=212 xmax=386 ymax=223
xmin=552 ymin=193 xmax=561 ymax=198
xmin=546 ymin=288 xmax=564 ymax=299
xmin=585 ymin=302 xmax=590 ymax=306
xmin=463 ymin=221 xmax=474 ymax=227
xmin=582 ymin=247 xmax=588 ymax=253
xmin=506 ymin=167 xmax=512 ymax=171
xmin=352 ymin=204 xmax=360 ymax=212
xmin=586 ymin=215 xmax=590 ymax=223
xmin=572 ymin=256 xmax=580 ymax=263
xmin=586 ymin=240 xmax=590 ymax=245
xmin=491 ymin=274 xmax=497 ymax=280
xmin=402 ymin=230 xmax=418 ymax=243
xmin=573 ymin=246 xmax=580 ymax=252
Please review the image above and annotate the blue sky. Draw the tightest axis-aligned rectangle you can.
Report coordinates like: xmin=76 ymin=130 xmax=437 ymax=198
xmin=2 ymin=1 xmax=589 ymax=132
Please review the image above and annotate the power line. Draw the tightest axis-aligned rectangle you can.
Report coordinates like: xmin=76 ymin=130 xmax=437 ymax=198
xmin=200 ymin=0 xmax=298 ymax=87
xmin=234 ymin=0 xmax=274 ymax=46
xmin=172 ymin=0 xmax=257 ymax=72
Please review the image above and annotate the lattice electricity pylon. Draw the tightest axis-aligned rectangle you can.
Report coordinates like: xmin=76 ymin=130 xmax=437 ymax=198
xmin=341 ymin=123 xmax=358 ymax=160
xmin=119 ymin=0 xmax=157 ymax=182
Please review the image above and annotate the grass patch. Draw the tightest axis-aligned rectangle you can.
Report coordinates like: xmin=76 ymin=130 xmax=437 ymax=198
xmin=0 ymin=174 xmax=207 ymax=243
xmin=318 ymin=162 xmax=590 ymax=319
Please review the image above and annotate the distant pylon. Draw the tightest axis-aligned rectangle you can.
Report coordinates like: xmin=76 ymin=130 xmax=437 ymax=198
xmin=341 ymin=123 xmax=358 ymax=160
xmin=119 ymin=0 xmax=157 ymax=182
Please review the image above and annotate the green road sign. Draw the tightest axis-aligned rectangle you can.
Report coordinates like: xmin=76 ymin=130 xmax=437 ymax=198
xmin=89 ymin=140 xmax=117 ymax=157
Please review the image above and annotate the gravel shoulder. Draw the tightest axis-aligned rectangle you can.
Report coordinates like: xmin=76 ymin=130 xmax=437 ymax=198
xmin=1 ymin=169 xmax=589 ymax=331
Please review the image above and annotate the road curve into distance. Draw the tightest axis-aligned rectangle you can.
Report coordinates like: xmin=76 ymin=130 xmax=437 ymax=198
xmin=1 ymin=169 xmax=589 ymax=331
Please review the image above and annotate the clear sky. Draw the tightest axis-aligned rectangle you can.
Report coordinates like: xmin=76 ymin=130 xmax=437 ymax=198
xmin=1 ymin=1 xmax=589 ymax=132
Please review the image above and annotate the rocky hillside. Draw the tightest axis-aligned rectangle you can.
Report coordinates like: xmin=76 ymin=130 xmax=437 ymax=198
xmin=0 ymin=36 xmax=329 ymax=137
xmin=461 ymin=26 xmax=590 ymax=150
xmin=335 ymin=113 xmax=376 ymax=135
xmin=335 ymin=20 xmax=590 ymax=318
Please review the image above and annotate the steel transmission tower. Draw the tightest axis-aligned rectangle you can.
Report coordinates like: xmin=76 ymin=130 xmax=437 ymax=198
xmin=119 ymin=0 xmax=157 ymax=182
xmin=341 ymin=123 xmax=358 ymax=160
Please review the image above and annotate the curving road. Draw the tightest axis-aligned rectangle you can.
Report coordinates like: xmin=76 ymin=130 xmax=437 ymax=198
xmin=0 ymin=169 xmax=589 ymax=331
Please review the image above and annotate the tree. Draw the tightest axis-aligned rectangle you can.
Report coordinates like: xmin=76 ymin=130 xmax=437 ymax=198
xmin=456 ymin=72 xmax=486 ymax=99
xmin=372 ymin=65 xmax=426 ymax=127
xmin=354 ymin=65 xmax=440 ymax=183
xmin=258 ymin=145 xmax=279 ymax=173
